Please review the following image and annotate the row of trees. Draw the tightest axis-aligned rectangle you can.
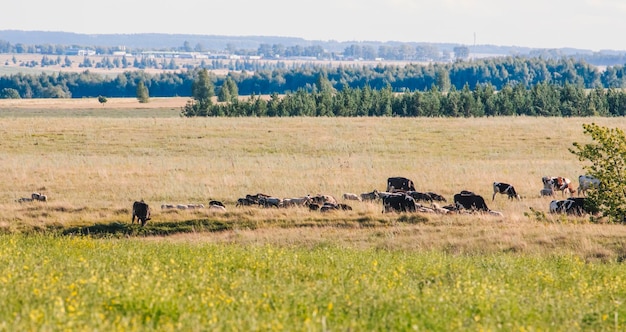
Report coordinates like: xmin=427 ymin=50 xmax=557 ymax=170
xmin=3 ymin=57 xmax=626 ymax=99
xmin=181 ymin=77 xmax=626 ymax=117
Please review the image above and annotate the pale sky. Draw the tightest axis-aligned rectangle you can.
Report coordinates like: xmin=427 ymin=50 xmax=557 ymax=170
xmin=2 ymin=0 xmax=625 ymax=51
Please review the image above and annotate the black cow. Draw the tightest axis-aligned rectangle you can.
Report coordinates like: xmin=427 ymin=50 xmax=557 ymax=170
xmin=382 ymin=194 xmax=417 ymax=213
xmin=387 ymin=177 xmax=416 ymax=192
xmin=427 ymin=192 xmax=447 ymax=202
xmin=453 ymin=191 xmax=489 ymax=212
xmin=407 ymin=191 xmax=433 ymax=203
xmin=492 ymin=182 xmax=521 ymax=201
xmin=132 ymin=201 xmax=151 ymax=226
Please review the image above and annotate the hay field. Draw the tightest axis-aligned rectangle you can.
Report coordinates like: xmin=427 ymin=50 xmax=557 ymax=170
xmin=2 ymin=98 xmax=626 ymax=258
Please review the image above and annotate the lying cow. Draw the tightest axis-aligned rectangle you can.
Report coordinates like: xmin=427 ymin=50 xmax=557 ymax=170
xmin=407 ymin=191 xmax=433 ymax=203
xmin=549 ymin=197 xmax=590 ymax=216
xmin=577 ymin=175 xmax=600 ymax=196
xmin=132 ymin=200 xmax=151 ymax=226
xmin=426 ymin=192 xmax=447 ymax=202
xmin=492 ymin=182 xmax=520 ymax=201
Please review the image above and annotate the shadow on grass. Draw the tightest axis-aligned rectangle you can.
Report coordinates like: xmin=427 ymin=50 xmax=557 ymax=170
xmin=62 ymin=219 xmax=258 ymax=238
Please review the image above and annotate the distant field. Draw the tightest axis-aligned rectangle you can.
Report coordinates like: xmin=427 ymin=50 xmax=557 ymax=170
xmin=0 ymin=97 xmax=186 ymax=117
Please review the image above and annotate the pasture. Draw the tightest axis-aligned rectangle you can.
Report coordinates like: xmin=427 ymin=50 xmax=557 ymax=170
xmin=2 ymin=98 xmax=626 ymax=329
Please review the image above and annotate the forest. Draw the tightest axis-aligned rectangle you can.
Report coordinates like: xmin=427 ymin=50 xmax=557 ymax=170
xmin=3 ymin=56 xmax=626 ymax=117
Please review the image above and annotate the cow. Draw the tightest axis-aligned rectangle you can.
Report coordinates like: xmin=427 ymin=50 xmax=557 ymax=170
xmin=386 ymin=177 xmax=416 ymax=192
xmin=577 ymin=175 xmax=600 ymax=196
xmin=209 ymin=204 xmax=226 ymax=212
xmin=540 ymin=176 xmax=556 ymax=197
xmin=426 ymin=192 xmax=447 ymax=202
xmin=320 ymin=203 xmax=353 ymax=212
xmin=342 ymin=193 xmax=362 ymax=201
xmin=209 ymin=200 xmax=225 ymax=208
xmin=132 ymin=201 xmax=151 ymax=226
xmin=360 ymin=189 xmax=380 ymax=201
xmin=245 ymin=193 xmax=271 ymax=204
xmin=382 ymin=193 xmax=417 ymax=213
xmin=285 ymin=195 xmax=312 ymax=207
xmin=453 ymin=191 xmax=490 ymax=212
xmin=236 ymin=197 xmax=256 ymax=207
xmin=311 ymin=194 xmax=337 ymax=206
xmin=550 ymin=197 xmax=590 ymax=215
xmin=31 ymin=192 xmax=47 ymax=202
xmin=259 ymin=196 xmax=282 ymax=208
xmin=492 ymin=182 xmax=521 ymax=201
xmin=407 ymin=191 xmax=433 ymax=203
xmin=550 ymin=177 xmax=575 ymax=197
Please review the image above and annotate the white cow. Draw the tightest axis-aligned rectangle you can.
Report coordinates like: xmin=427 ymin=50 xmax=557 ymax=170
xmin=577 ymin=175 xmax=600 ymax=196
xmin=342 ymin=193 xmax=362 ymax=201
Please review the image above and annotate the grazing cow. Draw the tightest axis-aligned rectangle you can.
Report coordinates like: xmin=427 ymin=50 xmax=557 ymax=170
xmin=342 ymin=193 xmax=362 ymax=201
xmin=259 ymin=196 xmax=282 ymax=208
xmin=161 ymin=204 xmax=175 ymax=209
xmin=577 ymin=175 xmax=600 ymax=196
xmin=132 ymin=201 xmax=151 ymax=226
xmin=453 ymin=191 xmax=490 ymax=212
xmin=236 ymin=197 xmax=256 ymax=206
xmin=245 ymin=193 xmax=271 ymax=204
xmin=492 ymin=182 xmax=521 ymax=201
xmin=360 ymin=189 xmax=380 ymax=201
xmin=407 ymin=191 xmax=433 ymax=203
xmin=550 ymin=177 xmax=575 ymax=197
xmin=31 ymin=192 xmax=47 ymax=202
xmin=382 ymin=194 xmax=417 ymax=213
xmin=386 ymin=177 xmax=416 ymax=192
xmin=550 ymin=197 xmax=590 ymax=215
xmin=426 ymin=192 xmax=447 ymax=202
xmin=286 ymin=195 xmax=313 ymax=207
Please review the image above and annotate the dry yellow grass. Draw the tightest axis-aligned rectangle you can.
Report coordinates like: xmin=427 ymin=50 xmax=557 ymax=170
xmin=1 ymin=101 xmax=626 ymax=256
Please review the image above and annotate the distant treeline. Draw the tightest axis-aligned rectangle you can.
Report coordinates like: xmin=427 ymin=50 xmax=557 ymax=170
xmin=3 ymin=57 xmax=626 ymax=100
xmin=182 ymin=82 xmax=626 ymax=117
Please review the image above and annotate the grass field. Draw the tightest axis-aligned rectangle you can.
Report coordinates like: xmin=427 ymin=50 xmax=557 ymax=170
xmin=2 ymin=98 xmax=626 ymax=329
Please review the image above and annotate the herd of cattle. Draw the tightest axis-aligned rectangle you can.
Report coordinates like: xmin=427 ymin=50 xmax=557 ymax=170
xmin=123 ymin=175 xmax=602 ymax=226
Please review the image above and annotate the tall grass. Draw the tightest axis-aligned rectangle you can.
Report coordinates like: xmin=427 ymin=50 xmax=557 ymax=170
xmin=2 ymin=234 xmax=626 ymax=331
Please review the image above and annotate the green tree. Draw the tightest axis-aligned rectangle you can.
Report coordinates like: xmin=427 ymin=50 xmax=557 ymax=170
xmin=97 ymin=95 xmax=107 ymax=106
xmin=570 ymin=123 xmax=626 ymax=222
xmin=0 ymin=88 xmax=20 ymax=99
xmin=182 ymin=69 xmax=215 ymax=116
xmin=435 ymin=68 xmax=451 ymax=93
xmin=217 ymin=77 xmax=238 ymax=102
xmin=136 ymin=81 xmax=150 ymax=103
xmin=192 ymin=68 xmax=214 ymax=102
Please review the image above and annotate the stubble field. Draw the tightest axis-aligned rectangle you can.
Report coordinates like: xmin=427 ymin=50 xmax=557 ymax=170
xmin=2 ymin=98 xmax=626 ymax=330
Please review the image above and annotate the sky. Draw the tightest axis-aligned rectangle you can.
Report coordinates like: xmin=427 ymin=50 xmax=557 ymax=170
xmin=2 ymin=0 xmax=626 ymax=51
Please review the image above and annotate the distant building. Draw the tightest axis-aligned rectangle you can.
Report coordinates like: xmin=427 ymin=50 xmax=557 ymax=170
xmin=65 ymin=48 xmax=96 ymax=56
